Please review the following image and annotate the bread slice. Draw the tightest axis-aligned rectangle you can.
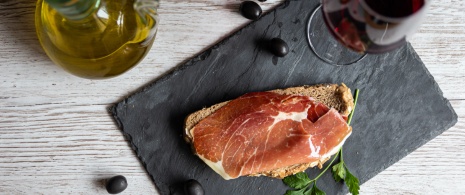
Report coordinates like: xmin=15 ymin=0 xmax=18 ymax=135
xmin=184 ymin=83 xmax=354 ymax=179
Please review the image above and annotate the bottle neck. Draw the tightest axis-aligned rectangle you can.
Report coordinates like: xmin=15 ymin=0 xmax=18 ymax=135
xmin=45 ymin=0 xmax=100 ymax=20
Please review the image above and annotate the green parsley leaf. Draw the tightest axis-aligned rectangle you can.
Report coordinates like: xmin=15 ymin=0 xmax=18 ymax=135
xmin=308 ymin=183 xmax=326 ymax=195
xmin=344 ymin=168 xmax=360 ymax=195
xmin=283 ymin=172 xmax=311 ymax=189
xmin=303 ymin=188 xmax=311 ymax=195
xmin=284 ymin=187 xmax=307 ymax=195
xmin=331 ymin=161 xmax=346 ymax=182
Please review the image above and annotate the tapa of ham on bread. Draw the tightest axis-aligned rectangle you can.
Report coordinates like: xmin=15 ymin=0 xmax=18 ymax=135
xmin=184 ymin=83 xmax=354 ymax=180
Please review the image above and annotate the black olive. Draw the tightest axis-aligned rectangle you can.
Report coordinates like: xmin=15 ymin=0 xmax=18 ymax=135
xmin=269 ymin=38 xmax=289 ymax=57
xmin=239 ymin=1 xmax=262 ymax=20
xmin=183 ymin=179 xmax=204 ymax=195
xmin=106 ymin=175 xmax=128 ymax=194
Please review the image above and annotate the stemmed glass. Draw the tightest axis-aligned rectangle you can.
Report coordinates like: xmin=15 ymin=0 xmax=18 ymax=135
xmin=307 ymin=0 xmax=430 ymax=66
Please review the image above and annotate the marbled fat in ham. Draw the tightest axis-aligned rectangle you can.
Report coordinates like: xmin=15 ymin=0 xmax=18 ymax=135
xmin=189 ymin=92 xmax=352 ymax=180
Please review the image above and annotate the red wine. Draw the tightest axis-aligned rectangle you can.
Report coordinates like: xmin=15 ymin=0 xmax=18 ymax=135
xmin=365 ymin=0 xmax=424 ymax=18
xmin=322 ymin=0 xmax=427 ymax=53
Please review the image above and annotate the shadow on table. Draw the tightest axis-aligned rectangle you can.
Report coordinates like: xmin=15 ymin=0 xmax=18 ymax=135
xmin=108 ymin=0 xmax=284 ymax=104
xmin=92 ymin=177 xmax=107 ymax=191
xmin=0 ymin=0 xmax=51 ymax=63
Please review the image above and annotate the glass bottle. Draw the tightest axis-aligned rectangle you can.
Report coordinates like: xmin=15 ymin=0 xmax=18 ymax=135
xmin=35 ymin=0 xmax=159 ymax=79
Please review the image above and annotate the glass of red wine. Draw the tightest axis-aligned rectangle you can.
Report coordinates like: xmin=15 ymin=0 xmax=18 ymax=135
xmin=307 ymin=0 xmax=430 ymax=65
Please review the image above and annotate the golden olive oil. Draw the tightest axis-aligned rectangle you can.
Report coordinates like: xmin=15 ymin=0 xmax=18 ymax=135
xmin=35 ymin=0 xmax=157 ymax=79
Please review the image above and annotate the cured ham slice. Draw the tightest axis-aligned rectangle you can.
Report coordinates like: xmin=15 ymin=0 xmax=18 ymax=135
xmin=188 ymin=92 xmax=352 ymax=180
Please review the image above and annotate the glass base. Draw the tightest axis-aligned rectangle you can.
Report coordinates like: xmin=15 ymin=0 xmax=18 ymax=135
xmin=306 ymin=4 xmax=366 ymax=66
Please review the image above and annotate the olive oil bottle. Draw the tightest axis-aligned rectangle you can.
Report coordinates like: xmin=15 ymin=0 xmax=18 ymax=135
xmin=35 ymin=0 xmax=159 ymax=79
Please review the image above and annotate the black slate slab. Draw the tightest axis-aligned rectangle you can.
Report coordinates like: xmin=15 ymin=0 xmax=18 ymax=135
xmin=110 ymin=0 xmax=458 ymax=194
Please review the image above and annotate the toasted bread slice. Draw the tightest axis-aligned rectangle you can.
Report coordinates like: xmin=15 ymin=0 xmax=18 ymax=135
xmin=184 ymin=83 xmax=354 ymax=179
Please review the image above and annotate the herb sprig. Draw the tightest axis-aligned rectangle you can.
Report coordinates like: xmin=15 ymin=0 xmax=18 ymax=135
xmin=282 ymin=89 xmax=360 ymax=195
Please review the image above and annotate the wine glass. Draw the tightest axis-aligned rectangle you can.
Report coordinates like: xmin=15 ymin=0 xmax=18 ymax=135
xmin=307 ymin=0 xmax=430 ymax=66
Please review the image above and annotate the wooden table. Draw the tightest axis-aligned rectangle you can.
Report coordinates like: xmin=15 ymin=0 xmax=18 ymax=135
xmin=1 ymin=0 xmax=464 ymax=194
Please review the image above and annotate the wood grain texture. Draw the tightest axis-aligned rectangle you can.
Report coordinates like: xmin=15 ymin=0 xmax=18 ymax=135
xmin=0 ymin=0 xmax=464 ymax=194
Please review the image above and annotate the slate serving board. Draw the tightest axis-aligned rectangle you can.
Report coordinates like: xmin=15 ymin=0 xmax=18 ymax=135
xmin=110 ymin=0 xmax=458 ymax=194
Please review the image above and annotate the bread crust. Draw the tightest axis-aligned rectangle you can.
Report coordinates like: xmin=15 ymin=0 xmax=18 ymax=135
xmin=184 ymin=83 xmax=354 ymax=179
